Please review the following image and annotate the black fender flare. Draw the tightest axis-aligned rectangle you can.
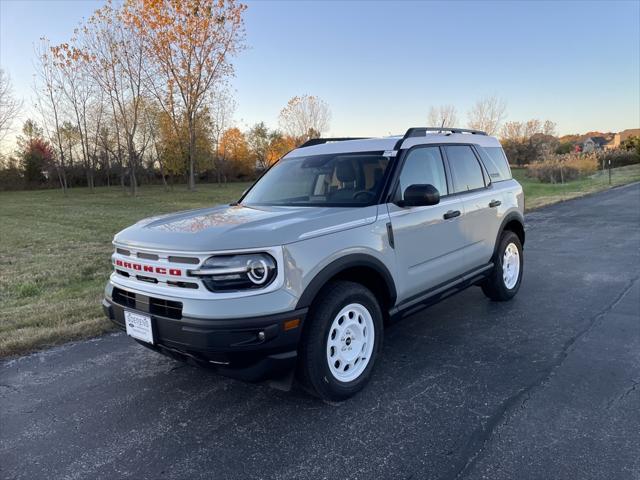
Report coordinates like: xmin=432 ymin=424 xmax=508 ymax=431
xmin=493 ymin=211 xmax=525 ymax=258
xmin=295 ymin=253 xmax=397 ymax=310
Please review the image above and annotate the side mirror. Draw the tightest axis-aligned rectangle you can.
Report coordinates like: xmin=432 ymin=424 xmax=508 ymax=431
xmin=399 ymin=184 xmax=440 ymax=207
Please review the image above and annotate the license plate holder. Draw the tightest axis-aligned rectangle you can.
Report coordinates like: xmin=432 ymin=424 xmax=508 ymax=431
xmin=124 ymin=310 xmax=154 ymax=344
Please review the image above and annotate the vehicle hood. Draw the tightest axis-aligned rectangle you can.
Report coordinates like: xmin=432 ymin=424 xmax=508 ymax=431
xmin=114 ymin=203 xmax=379 ymax=252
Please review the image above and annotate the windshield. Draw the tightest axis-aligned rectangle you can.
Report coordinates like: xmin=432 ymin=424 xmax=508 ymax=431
xmin=241 ymin=151 xmax=392 ymax=207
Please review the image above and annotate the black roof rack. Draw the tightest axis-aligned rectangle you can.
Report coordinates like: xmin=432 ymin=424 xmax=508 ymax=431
xmin=298 ymin=137 xmax=370 ymax=148
xmin=392 ymin=127 xmax=487 ymax=150
xmin=404 ymin=127 xmax=487 ymax=138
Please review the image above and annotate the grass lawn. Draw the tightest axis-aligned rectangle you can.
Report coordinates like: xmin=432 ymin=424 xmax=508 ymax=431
xmin=1 ymin=164 xmax=639 ymax=358
xmin=512 ymin=163 xmax=640 ymax=210
xmin=0 ymin=183 xmax=250 ymax=357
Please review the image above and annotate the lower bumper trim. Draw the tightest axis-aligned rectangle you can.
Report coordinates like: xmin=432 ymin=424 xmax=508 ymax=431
xmin=103 ymin=297 xmax=306 ymax=382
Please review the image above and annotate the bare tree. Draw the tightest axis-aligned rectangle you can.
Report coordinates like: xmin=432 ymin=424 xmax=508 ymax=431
xmin=467 ymin=96 xmax=507 ymax=135
xmin=278 ymin=94 xmax=331 ymax=143
xmin=210 ymin=88 xmax=236 ymax=183
xmin=34 ymin=40 xmax=69 ymax=192
xmin=50 ymin=41 xmax=102 ymax=190
xmin=80 ymin=3 xmax=147 ymax=195
xmin=0 ymin=69 xmax=22 ymax=143
xmin=542 ymin=120 xmax=557 ymax=137
xmin=139 ymin=99 xmax=169 ymax=190
xmin=500 ymin=119 xmax=558 ymax=166
xmin=427 ymin=104 xmax=458 ymax=128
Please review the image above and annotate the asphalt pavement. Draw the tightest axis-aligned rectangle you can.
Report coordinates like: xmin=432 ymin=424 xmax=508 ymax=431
xmin=1 ymin=183 xmax=639 ymax=480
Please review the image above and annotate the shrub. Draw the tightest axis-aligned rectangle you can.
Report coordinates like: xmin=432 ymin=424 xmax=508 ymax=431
xmin=0 ymin=164 xmax=24 ymax=191
xmin=596 ymin=149 xmax=640 ymax=169
xmin=555 ymin=142 xmax=574 ymax=155
xmin=526 ymin=152 xmax=598 ymax=183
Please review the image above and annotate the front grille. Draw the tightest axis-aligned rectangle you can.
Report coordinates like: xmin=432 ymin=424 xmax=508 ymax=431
xmin=112 ymin=287 xmax=183 ymax=320
xmin=112 ymin=247 xmax=202 ymax=289
xmin=137 ymin=252 xmax=159 ymax=261
xmin=150 ymin=297 xmax=183 ymax=319
xmin=168 ymin=256 xmax=200 ymax=265
xmin=136 ymin=275 xmax=158 ymax=284
xmin=112 ymin=287 xmax=136 ymax=309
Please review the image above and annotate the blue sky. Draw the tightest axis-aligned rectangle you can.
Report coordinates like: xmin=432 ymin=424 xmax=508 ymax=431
xmin=1 ymin=0 xmax=639 ymax=142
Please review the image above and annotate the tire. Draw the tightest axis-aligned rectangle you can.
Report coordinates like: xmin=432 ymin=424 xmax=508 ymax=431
xmin=297 ymin=280 xmax=383 ymax=401
xmin=481 ymin=230 xmax=523 ymax=301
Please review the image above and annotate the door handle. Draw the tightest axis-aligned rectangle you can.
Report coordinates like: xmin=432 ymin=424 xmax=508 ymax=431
xmin=443 ymin=210 xmax=461 ymax=220
xmin=489 ymin=200 xmax=501 ymax=208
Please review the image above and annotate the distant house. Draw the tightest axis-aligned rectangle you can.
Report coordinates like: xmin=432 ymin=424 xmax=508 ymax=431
xmin=581 ymin=136 xmax=608 ymax=152
xmin=604 ymin=128 xmax=640 ymax=150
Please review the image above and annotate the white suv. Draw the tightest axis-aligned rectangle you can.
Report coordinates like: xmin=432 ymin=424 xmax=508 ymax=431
xmin=104 ymin=127 xmax=524 ymax=400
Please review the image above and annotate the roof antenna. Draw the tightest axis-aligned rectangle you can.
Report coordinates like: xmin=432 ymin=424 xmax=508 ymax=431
xmin=439 ymin=119 xmax=445 ymax=134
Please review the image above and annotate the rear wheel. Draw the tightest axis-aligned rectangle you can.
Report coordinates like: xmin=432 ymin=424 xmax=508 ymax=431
xmin=481 ymin=230 xmax=523 ymax=301
xmin=298 ymin=280 xmax=383 ymax=401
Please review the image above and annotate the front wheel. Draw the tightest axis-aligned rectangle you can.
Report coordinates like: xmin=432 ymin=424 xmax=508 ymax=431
xmin=481 ymin=230 xmax=523 ymax=301
xmin=297 ymin=280 xmax=383 ymax=401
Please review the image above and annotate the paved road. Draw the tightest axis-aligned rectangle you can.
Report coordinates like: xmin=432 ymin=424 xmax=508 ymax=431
xmin=2 ymin=184 xmax=639 ymax=480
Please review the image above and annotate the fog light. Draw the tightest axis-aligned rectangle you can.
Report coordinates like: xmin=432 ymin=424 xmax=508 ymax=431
xmin=257 ymin=331 xmax=266 ymax=341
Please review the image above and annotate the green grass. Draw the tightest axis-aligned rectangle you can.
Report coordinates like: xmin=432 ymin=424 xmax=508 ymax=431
xmin=0 ymin=183 xmax=249 ymax=357
xmin=1 ymin=164 xmax=639 ymax=358
xmin=512 ymin=163 xmax=640 ymax=210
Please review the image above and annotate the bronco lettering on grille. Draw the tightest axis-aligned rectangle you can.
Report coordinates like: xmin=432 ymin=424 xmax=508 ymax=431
xmin=114 ymin=259 xmax=182 ymax=276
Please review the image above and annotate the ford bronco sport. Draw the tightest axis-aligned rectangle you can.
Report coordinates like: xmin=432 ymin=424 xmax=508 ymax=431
xmin=103 ymin=127 xmax=525 ymax=400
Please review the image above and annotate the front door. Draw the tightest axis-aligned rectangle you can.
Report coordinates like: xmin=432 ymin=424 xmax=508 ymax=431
xmin=387 ymin=146 xmax=468 ymax=301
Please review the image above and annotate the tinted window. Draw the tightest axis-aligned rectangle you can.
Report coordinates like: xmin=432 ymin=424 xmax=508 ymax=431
xmin=445 ymin=146 xmax=486 ymax=192
xmin=478 ymin=146 xmax=512 ymax=181
xmin=398 ymin=147 xmax=447 ymax=199
xmin=242 ymin=151 xmax=391 ymax=207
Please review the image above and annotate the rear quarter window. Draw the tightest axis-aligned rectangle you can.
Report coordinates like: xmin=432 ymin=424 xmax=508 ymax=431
xmin=477 ymin=146 xmax=512 ymax=182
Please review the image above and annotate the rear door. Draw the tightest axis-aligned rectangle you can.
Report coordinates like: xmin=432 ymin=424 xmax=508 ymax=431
xmin=387 ymin=146 xmax=467 ymax=300
xmin=443 ymin=145 xmax=500 ymax=269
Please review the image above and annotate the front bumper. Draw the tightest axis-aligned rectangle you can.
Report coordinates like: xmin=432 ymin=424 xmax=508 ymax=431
xmin=103 ymin=297 xmax=307 ymax=382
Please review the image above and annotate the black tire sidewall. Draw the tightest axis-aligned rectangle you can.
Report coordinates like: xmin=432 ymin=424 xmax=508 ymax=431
xmin=496 ymin=231 xmax=523 ymax=297
xmin=302 ymin=281 xmax=383 ymax=400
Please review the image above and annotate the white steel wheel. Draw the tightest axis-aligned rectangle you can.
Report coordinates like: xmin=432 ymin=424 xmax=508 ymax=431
xmin=502 ymin=242 xmax=520 ymax=289
xmin=326 ymin=303 xmax=375 ymax=383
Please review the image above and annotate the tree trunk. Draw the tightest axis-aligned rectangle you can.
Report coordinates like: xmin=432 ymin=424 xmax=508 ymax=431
xmin=129 ymin=149 xmax=138 ymax=196
xmin=158 ymin=157 xmax=169 ymax=192
xmin=188 ymin=116 xmax=196 ymax=191
xmin=57 ymin=167 xmax=67 ymax=194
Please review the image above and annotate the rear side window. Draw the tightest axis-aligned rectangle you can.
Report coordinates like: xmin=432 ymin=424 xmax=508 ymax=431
xmin=397 ymin=146 xmax=448 ymax=199
xmin=444 ymin=145 xmax=486 ymax=192
xmin=478 ymin=146 xmax=512 ymax=181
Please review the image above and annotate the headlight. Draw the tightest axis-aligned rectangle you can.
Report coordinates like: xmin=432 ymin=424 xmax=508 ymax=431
xmin=190 ymin=253 xmax=277 ymax=292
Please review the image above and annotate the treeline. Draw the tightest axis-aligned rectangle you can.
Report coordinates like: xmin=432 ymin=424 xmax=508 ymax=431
xmin=0 ymin=113 xmax=315 ymax=191
xmin=0 ymin=1 xmax=332 ymax=193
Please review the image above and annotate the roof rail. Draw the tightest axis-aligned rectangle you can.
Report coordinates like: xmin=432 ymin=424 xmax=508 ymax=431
xmin=392 ymin=127 xmax=487 ymax=150
xmin=404 ymin=127 xmax=487 ymax=138
xmin=298 ymin=137 xmax=370 ymax=148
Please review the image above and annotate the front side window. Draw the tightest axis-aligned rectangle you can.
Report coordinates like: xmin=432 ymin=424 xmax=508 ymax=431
xmin=397 ymin=146 xmax=448 ymax=199
xmin=241 ymin=151 xmax=391 ymax=207
xmin=445 ymin=145 xmax=486 ymax=192
xmin=477 ymin=146 xmax=512 ymax=181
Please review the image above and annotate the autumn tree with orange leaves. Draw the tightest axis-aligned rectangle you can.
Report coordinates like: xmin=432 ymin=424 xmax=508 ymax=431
xmin=218 ymin=127 xmax=251 ymax=181
xmin=123 ymin=0 xmax=246 ymax=190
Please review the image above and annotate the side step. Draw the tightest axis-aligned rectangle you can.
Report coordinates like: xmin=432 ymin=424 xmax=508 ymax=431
xmin=389 ymin=263 xmax=493 ymax=321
